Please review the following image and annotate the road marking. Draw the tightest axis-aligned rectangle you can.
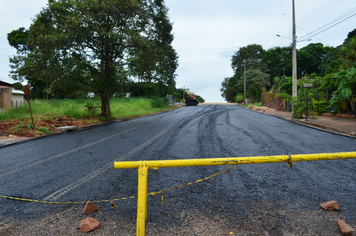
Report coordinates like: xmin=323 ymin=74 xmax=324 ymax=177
xmin=42 ymin=118 xmax=183 ymax=201
xmin=0 ymin=124 xmax=145 ymax=178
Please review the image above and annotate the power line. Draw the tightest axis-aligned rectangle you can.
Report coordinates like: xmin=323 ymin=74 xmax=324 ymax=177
xmin=297 ymin=0 xmax=344 ymax=29
xmin=299 ymin=7 xmax=356 ymax=41
xmin=298 ymin=27 xmax=332 ymax=47
xmin=253 ymin=0 xmax=275 ymax=42
xmin=265 ymin=1 xmax=292 ymax=47
xmin=258 ymin=0 xmax=283 ymax=44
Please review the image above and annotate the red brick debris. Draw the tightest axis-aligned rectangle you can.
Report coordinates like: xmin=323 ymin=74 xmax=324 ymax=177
xmin=320 ymin=200 xmax=341 ymax=211
xmin=337 ymin=220 xmax=355 ymax=236
xmin=79 ymin=218 xmax=101 ymax=233
xmin=83 ymin=201 xmax=100 ymax=215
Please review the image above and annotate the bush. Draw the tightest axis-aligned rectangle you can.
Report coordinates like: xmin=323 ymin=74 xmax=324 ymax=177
xmin=235 ymin=94 xmax=244 ymax=103
xmin=150 ymin=97 xmax=165 ymax=108
xmin=312 ymin=100 xmax=328 ymax=114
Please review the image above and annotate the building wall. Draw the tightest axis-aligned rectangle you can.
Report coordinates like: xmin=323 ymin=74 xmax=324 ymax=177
xmin=12 ymin=93 xmax=25 ymax=108
xmin=0 ymin=87 xmax=12 ymax=110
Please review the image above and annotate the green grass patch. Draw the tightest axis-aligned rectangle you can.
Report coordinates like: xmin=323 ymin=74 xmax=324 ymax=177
xmin=38 ymin=127 xmax=52 ymax=134
xmin=0 ymin=97 xmax=175 ymax=121
xmin=111 ymin=97 xmax=167 ymax=119
xmin=253 ymin=102 xmax=262 ymax=107
xmin=243 ymin=102 xmax=262 ymax=108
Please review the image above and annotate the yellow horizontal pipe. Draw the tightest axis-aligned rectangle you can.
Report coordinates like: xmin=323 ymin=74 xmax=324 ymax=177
xmin=114 ymin=152 xmax=356 ymax=169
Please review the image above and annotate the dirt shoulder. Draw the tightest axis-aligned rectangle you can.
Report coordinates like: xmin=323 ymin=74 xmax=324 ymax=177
xmin=0 ymin=105 xmax=183 ymax=139
xmin=244 ymin=104 xmax=356 ymax=137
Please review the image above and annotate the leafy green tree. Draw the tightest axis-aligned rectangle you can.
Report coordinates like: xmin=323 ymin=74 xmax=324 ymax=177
xmin=231 ymin=44 xmax=267 ymax=78
xmin=344 ymin=29 xmax=356 ymax=43
xmin=338 ymin=37 xmax=356 ymax=70
xmin=265 ymin=46 xmax=292 ymax=81
xmin=8 ymin=0 xmax=177 ymax=118
xmin=129 ymin=0 xmax=178 ymax=97
xmin=12 ymin=82 xmax=24 ymax=91
xmin=319 ymin=47 xmax=341 ymax=75
xmin=297 ymin=43 xmax=333 ymax=76
xmin=243 ymin=69 xmax=270 ymax=98
xmin=7 ymin=27 xmax=30 ymax=53
xmin=220 ymin=75 xmax=240 ymax=102
xmin=331 ymin=67 xmax=356 ymax=117
xmin=222 ymin=44 xmax=268 ymax=102
xmin=194 ymin=94 xmax=205 ymax=103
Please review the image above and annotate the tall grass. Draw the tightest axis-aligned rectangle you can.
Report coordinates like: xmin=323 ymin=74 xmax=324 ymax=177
xmin=0 ymin=97 xmax=171 ymax=121
xmin=111 ymin=97 xmax=166 ymax=118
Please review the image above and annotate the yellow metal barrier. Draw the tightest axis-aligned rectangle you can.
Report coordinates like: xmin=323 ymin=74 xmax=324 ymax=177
xmin=114 ymin=152 xmax=356 ymax=236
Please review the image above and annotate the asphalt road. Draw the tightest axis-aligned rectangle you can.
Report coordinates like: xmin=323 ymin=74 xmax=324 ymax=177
xmin=1 ymin=105 xmax=356 ymax=235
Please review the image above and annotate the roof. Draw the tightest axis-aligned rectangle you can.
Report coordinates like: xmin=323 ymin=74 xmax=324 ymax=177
xmin=0 ymin=85 xmax=11 ymax=89
xmin=12 ymin=89 xmax=25 ymax=95
xmin=0 ymin=80 xmax=14 ymax=87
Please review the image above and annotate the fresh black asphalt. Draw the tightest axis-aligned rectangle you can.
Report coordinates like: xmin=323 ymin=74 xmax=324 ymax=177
xmin=1 ymin=105 xmax=355 ymax=234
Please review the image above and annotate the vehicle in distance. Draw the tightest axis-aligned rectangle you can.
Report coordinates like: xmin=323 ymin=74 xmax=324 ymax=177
xmin=185 ymin=95 xmax=199 ymax=106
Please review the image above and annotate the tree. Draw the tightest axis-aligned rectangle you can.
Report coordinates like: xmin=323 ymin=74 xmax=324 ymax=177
xmin=344 ymin=28 xmax=356 ymax=43
xmin=265 ymin=46 xmax=292 ymax=80
xmin=331 ymin=67 xmax=356 ymax=117
xmin=8 ymin=0 xmax=177 ymax=118
xmin=243 ymin=69 xmax=270 ymax=98
xmin=221 ymin=44 xmax=268 ymax=102
xmin=319 ymin=47 xmax=340 ymax=75
xmin=12 ymin=82 xmax=24 ymax=91
xmin=194 ymin=94 xmax=205 ymax=103
xmin=297 ymin=43 xmax=333 ymax=76
xmin=128 ymin=0 xmax=178 ymax=97
xmin=231 ymin=44 xmax=267 ymax=78
xmin=7 ymin=27 xmax=30 ymax=53
xmin=337 ymin=36 xmax=356 ymax=69
xmin=220 ymin=75 xmax=240 ymax=102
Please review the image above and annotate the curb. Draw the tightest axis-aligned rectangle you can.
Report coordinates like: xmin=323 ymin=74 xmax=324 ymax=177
xmin=244 ymin=105 xmax=356 ymax=139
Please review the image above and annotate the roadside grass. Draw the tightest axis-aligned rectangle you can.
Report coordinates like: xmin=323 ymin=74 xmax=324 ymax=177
xmin=244 ymin=102 xmax=262 ymax=107
xmin=0 ymin=97 xmax=175 ymax=122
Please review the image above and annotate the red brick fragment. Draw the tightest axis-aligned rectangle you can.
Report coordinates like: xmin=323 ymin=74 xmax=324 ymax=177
xmin=320 ymin=200 xmax=340 ymax=211
xmin=337 ymin=220 xmax=355 ymax=236
xmin=80 ymin=218 xmax=101 ymax=233
xmin=84 ymin=201 xmax=100 ymax=215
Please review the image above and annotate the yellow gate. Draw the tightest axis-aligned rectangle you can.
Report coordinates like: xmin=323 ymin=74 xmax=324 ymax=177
xmin=114 ymin=152 xmax=356 ymax=236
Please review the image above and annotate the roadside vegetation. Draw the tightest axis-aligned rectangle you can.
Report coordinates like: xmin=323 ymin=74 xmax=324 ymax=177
xmin=6 ymin=0 xmax=205 ymax=123
xmin=221 ymin=29 xmax=356 ymax=118
xmin=244 ymin=102 xmax=262 ymax=108
xmin=0 ymin=97 xmax=178 ymax=137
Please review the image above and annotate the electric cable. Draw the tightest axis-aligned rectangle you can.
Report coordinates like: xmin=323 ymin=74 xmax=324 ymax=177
xmin=253 ymin=0 xmax=275 ymax=42
xmin=297 ymin=0 xmax=344 ymax=29
xmin=258 ymin=0 xmax=283 ymax=44
xmin=299 ymin=6 xmax=356 ymax=41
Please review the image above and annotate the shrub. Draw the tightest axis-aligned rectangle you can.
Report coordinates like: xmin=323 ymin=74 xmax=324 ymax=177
xmin=235 ymin=94 xmax=244 ymax=103
xmin=150 ymin=97 xmax=165 ymax=108
xmin=312 ymin=100 xmax=328 ymax=114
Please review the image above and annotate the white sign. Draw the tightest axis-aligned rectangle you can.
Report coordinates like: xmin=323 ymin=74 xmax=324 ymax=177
xmin=303 ymin=83 xmax=313 ymax=88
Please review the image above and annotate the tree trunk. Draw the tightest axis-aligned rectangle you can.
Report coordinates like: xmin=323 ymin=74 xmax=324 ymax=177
xmin=101 ymin=86 xmax=111 ymax=119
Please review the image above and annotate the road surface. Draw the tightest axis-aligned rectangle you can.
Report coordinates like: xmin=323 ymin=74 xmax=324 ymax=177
xmin=1 ymin=105 xmax=355 ymax=235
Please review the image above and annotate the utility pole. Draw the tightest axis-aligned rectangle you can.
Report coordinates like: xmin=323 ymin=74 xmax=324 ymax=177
xmin=292 ymin=0 xmax=297 ymax=116
xmin=244 ymin=62 xmax=246 ymax=105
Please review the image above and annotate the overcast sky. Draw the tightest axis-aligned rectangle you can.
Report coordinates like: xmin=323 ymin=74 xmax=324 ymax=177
xmin=1 ymin=0 xmax=355 ymax=102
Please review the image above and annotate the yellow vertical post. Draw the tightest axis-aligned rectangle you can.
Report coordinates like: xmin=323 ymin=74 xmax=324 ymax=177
xmin=137 ymin=162 xmax=149 ymax=236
